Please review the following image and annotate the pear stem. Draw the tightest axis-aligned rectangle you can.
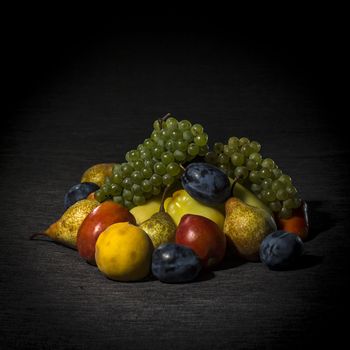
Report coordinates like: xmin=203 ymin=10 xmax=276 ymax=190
xmin=159 ymin=185 xmax=171 ymax=213
xmin=230 ymin=176 xmax=240 ymax=197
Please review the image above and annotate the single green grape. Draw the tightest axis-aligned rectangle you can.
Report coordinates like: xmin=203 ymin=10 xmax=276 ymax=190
xmin=251 ymin=184 xmax=261 ymax=193
xmin=150 ymin=173 xmax=162 ymax=186
xmin=234 ymin=166 xmax=249 ymax=179
xmin=228 ymin=137 xmax=240 ymax=149
xmin=276 ymin=188 xmax=289 ymax=201
xmin=113 ymin=195 xmax=124 ymax=205
xmin=187 ymin=143 xmax=199 ymax=156
xmin=123 ymin=200 xmax=134 ymax=210
xmin=194 ymin=133 xmax=208 ymax=147
xmin=246 ymin=159 xmax=259 ymax=170
xmin=165 ymin=139 xmax=175 ymax=152
xmin=167 ymin=162 xmax=181 ymax=176
xmin=144 ymin=138 xmax=155 ymax=149
xmin=249 ymin=170 xmax=261 ymax=184
xmin=263 ymin=190 xmax=276 ymax=202
xmin=132 ymin=184 xmax=143 ymax=196
xmin=279 ymin=174 xmax=292 ymax=185
xmin=165 ymin=117 xmax=178 ymax=130
xmin=269 ymin=201 xmax=282 ymax=212
xmin=286 ymin=185 xmax=297 ymax=196
xmin=223 ymin=145 xmax=232 ymax=156
xmin=110 ymin=183 xmax=122 ymax=196
xmin=133 ymin=195 xmax=146 ymax=206
xmin=122 ymin=177 xmax=133 ymax=190
xmin=173 ymin=150 xmax=186 ymax=162
xmin=260 ymin=168 xmax=272 ymax=179
xmin=214 ymin=142 xmax=224 ymax=154
xmin=272 ymin=168 xmax=283 ymax=179
xmin=205 ymin=151 xmax=217 ymax=164
xmin=154 ymin=162 xmax=167 ymax=175
xmin=121 ymin=163 xmax=133 ymax=176
xmin=170 ymin=129 xmax=182 ymax=140
xmin=176 ymin=139 xmax=188 ymax=152
xmin=198 ymin=145 xmax=209 ymax=156
xmin=133 ymin=160 xmax=144 ymax=170
xmin=140 ymin=149 xmax=152 ymax=160
xmin=249 ymin=152 xmax=262 ymax=163
xmin=239 ymin=137 xmax=250 ymax=145
xmin=129 ymin=150 xmax=140 ymax=161
xmin=94 ymin=189 xmax=105 ymax=202
xmin=218 ymin=153 xmax=229 ymax=165
xmin=122 ymin=188 xmax=133 ymax=201
xmin=160 ymin=129 xmax=170 ymax=139
xmin=182 ymin=130 xmax=193 ymax=142
xmin=250 ymin=141 xmax=261 ymax=153
xmin=161 ymin=151 xmax=175 ymax=165
xmin=162 ymin=173 xmax=175 ymax=186
xmin=153 ymin=120 xmax=161 ymax=131
xmin=141 ymin=166 xmax=153 ymax=179
xmin=131 ymin=171 xmax=143 ymax=184
xmin=241 ymin=144 xmax=254 ymax=156
xmin=261 ymin=178 xmax=273 ymax=189
xmin=152 ymin=186 xmax=161 ymax=195
xmin=141 ymin=179 xmax=152 ymax=192
xmin=178 ymin=120 xmax=191 ymax=131
xmin=231 ymin=152 xmax=245 ymax=166
xmin=271 ymin=180 xmax=285 ymax=192
xmin=112 ymin=172 xmax=123 ymax=184
xmin=152 ymin=146 xmax=164 ymax=159
xmin=191 ymin=123 xmax=204 ymax=136
xmin=261 ymin=158 xmax=276 ymax=169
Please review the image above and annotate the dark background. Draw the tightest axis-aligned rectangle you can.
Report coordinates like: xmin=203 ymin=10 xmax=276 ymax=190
xmin=1 ymin=9 xmax=349 ymax=349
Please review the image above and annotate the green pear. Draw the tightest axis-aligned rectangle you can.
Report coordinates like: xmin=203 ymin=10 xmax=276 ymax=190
xmin=223 ymin=197 xmax=277 ymax=261
xmin=229 ymin=178 xmax=272 ymax=215
xmin=139 ymin=186 xmax=176 ymax=249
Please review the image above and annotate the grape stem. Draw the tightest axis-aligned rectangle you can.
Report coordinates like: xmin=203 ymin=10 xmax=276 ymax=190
xmin=157 ymin=113 xmax=173 ymax=129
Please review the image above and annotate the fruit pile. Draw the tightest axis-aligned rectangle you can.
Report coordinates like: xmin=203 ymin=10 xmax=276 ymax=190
xmin=32 ymin=115 xmax=309 ymax=283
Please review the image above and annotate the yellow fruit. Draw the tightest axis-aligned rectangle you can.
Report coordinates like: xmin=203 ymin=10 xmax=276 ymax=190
xmin=95 ymin=222 xmax=153 ymax=282
xmin=44 ymin=199 xmax=99 ymax=248
xmin=81 ymin=163 xmax=115 ymax=187
xmin=130 ymin=195 xmax=162 ymax=224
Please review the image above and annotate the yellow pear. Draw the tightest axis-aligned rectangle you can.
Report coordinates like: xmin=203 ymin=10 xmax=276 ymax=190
xmin=139 ymin=188 xmax=176 ymax=249
xmin=31 ymin=199 xmax=99 ymax=248
xmin=80 ymin=163 xmax=115 ymax=187
xmin=223 ymin=197 xmax=277 ymax=261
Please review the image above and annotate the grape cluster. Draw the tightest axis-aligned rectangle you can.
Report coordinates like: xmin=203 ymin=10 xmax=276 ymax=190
xmin=94 ymin=116 xmax=209 ymax=209
xmin=204 ymin=137 xmax=301 ymax=219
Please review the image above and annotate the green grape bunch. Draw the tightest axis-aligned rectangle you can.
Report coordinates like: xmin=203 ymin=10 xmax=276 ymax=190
xmin=94 ymin=114 xmax=209 ymax=209
xmin=204 ymin=136 xmax=301 ymax=219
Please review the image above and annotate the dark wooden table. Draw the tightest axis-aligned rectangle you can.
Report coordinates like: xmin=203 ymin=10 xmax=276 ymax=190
xmin=1 ymin=19 xmax=349 ymax=349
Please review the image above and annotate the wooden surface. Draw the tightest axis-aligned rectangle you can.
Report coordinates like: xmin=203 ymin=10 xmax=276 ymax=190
xmin=1 ymin=20 xmax=349 ymax=349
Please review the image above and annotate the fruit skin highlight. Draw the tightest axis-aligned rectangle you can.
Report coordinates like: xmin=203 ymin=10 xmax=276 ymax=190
xmin=77 ymin=201 xmax=136 ymax=265
xmin=95 ymin=222 xmax=153 ymax=282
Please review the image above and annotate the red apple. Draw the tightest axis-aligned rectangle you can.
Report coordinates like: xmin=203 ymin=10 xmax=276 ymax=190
xmin=176 ymin=214 xmax=226 ymax=268
xmin=77 ymin=200 xmax=136 ymax=265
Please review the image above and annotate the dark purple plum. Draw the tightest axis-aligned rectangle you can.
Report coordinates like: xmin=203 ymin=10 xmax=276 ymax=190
xmin=260 ymin=230 xmax=304 ymax=270
xmin=181 ymin=163 xmax=231 ymax=205
xmin=152 ymin=243 xmax=202 ymax=283
xmin=64 ymin=182 xmax=99 ymax=210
